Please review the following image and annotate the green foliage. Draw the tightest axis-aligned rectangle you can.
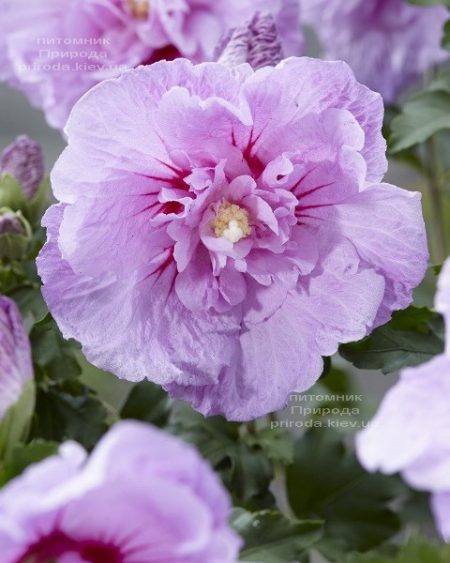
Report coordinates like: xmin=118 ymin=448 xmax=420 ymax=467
xmin=27 ymin=177 xmax=50 ymax=227
xmin=0 ymin=440 xmax=58 ymax=487
xmin=0 ymin=175 xmax=49 ymax=228
xmin=346 ymin=537 xmax=450 ymax=562
xmin=0 ymin=380 xmax=35 ymax=460
xmin=0 ymin=208 xmax=32 ymax=261
xmin=31 ymin=315 xmax=82 ymax=380
xmin=443 ymin=20 xmax=450 ymax=50
xmin=408 ymin=0 xmax=450 ymax=6
xmin=9 ymin=286 xmax=48 ymax=326
xmin=339 ymin=306 xmax=444 ymax=374
xmin=231 ymin=508 xmax=322 ymax=562
xmin=390 ymin=74 xmax=450 ymax=153
xmin=120 ymin=380 xmax=172 ymax=427
xmin=286 ymin=430 xmax=402 ymax=560
xmin=0 ymin=175 xmax=28 ymax=214
xmin=168 ymin=404 xmax=276 ymax=508
xmin=29 ymin=316 xmax=109 ymax=450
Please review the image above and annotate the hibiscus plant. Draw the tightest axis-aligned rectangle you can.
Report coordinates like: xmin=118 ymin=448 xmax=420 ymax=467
xmin=0 ymin=0 xmax=449 ymax=561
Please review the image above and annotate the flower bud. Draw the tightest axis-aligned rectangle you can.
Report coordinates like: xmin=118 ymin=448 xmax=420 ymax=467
xmin=0 ymin=208 xmax=32 ymax=259
xmin=217 ymin=12 xmax=283 ymax=70
xmin=0 ymin=296 xmax=35 ymax=458
xmin=0 ymin=135 xmax=44 ymax=199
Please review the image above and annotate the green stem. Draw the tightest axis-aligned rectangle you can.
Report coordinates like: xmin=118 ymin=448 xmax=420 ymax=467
xmin=246 ymin=420 xmax=257 ymax=434
xmin=425 ymin=135 xmax=448 ymax=263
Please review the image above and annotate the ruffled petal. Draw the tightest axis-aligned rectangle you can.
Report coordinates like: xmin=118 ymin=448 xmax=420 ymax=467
xmin=38 ymin=205 xmax=240 ymax=386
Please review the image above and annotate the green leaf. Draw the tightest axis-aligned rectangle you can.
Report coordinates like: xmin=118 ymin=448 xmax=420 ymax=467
xmin=30 ymin=315 xmax=81 ymax=381
xmin=30 ymin=385 xmax=108 ymax=450
xmin=27 ymin=177 xmax=50 ymax=226
xmin=346 ymin=537 xmax=450 ymax=562
xmin=0 ymin=440 xmax=58 ymax=487
xmin=339 ymin=306 xmax=444 ymax=374
xmin=245 ymin=427 xmax=294 ymax=465
xmin=286 ymin=430 xmax=402 ymax=558
xmin=120 ymin=381 xmax=172 ymax=427
xmin=29 ymin=316 xmax=109 ymax=450
xmin=443 ymin=20 xmax=450 ymax=50
xmin=408 ymin=0 xmax=450 ymax=6
xmin=390 ymin=80 xmax=450 ymax=152
xmin=231 ymin=508 xmax=322 ymax=562
xmin=0 ymin=175 xmax=28 ymax=213
xmin=168 ymin=405 xmax=275 ymax=508
xmin=8 ymin=286 xmax=48 ymax=326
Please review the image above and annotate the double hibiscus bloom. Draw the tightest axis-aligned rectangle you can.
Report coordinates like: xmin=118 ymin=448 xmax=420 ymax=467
xmin=37 ymin=56 xmax=427 ymax=420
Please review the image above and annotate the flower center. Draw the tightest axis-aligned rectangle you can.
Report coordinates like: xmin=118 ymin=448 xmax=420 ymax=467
xmin=127 ymin=0 xmax=149 ymax=19
xmin=212 ymin=202 xmax=251 ymax=243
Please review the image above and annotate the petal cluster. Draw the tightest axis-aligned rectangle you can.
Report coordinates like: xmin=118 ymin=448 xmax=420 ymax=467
xmin=38 ymin=57 xmax=428 ymax=421
xmin=357 ymin=259 xmax=450 ymax=542
xmin=0 ymin=0 xmax=302 ymax=128
xmin=0 ymin=296 xmax=33 ymax=421
xmin=303 ymin=0 xmax=448 ymax=102
xmin=0 ymin=421 xmax=241 ymax=562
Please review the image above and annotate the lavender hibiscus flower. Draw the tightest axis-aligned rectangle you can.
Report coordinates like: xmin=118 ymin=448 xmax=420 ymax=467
xmin=0 ymin=0 xmax=302 ymax=128
xmin=302 ymin=0 xmax=448 ymax=102
xmin=37 ymin=57 xmax=428 ymax=421
xmin=0 ymin=421 xmax=241 ymax=562
xmin=357 ymin=259 xmax=450 ymax=542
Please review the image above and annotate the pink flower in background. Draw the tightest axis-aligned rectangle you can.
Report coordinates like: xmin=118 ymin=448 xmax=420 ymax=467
xmin=302 ymin=0 xmax=448 ymax=102
xmin=0 ymin=0 xmax=302 ymax=129
xmin=357 ymin=259 xmax=450 ymax=542
xmin=0 ymin=296 xmax=33 ymax=421
xmin=37 ymin=57 xmax=428 ymax=421
xmin=0 ymin=421 xmax=241 ymax=562
xmin=0 ymin=135 xmax=44 ymax=199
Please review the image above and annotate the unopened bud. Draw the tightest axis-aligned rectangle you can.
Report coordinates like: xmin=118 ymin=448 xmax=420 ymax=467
xmin=217 ymin=12 xmax=283 ymax=70
xmin=0 ymin=135 xmax=44 ymax=199
xmin=0 ymin=208 xmax=32 ymax=259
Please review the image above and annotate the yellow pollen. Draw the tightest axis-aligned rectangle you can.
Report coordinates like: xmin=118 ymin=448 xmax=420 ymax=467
xmin=212 ymin=202 xmax=251 ymax=244
xmin=127 ymin=0 xmax=149 ymax=19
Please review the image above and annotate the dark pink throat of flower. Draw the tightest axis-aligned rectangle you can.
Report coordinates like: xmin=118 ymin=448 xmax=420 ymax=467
xmin=142 ymin=44 xmax=181 ymax=66
xmin=18 ymin=530 xmax=124 ymax=563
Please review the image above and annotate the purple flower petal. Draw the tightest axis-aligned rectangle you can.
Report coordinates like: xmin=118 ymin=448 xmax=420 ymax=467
xmin=0 ymin=421 xmax=241 ymax=562
xmin=0 ymin=295 xmax=33 ymax=421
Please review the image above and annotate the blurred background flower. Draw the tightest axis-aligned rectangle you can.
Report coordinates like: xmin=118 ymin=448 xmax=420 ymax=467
xmin=0 ymin=0 xmax=302 ymax=128
xmin=357 ymin=259 xmax=450 ymax=542
xmin=0 ymin=420 xmax=241 ymax=563
xmin=302 ymin=0 xmax=448 ymax=103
